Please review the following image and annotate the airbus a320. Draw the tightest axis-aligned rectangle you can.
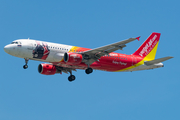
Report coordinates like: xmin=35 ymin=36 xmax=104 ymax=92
xmin=4 ymin=32 xmax=173 ymax=82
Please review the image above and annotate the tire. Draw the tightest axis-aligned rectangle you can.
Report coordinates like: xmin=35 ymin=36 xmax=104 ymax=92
xmin=68 ymin=75 xmax=76 ymax=82
xmin=85 ymin=68 xmax=93 ymax=74
xmin=23 ymin=65 xmax=28 ymax=69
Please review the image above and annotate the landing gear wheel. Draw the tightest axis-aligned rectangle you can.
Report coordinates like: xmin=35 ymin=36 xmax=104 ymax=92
xmin=23 ymin=65 xmax=28 ymax=69
xmin=68 ymin=75 xmax=76 ymax=82
xmin=23 ymin=58 xmax=29 ymax=69
xmin=85 ymin=68 xmax=93 ymax=74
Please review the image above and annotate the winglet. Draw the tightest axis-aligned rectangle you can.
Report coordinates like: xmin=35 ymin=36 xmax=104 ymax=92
xmin=136 ymin=36 xmax=140 ymax=41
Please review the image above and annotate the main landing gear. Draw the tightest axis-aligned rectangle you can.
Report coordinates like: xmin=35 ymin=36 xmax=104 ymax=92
xmin=23 ymin=58 xmax=29 ymax=69
xmin=68 ymin=75 xmax=76 ymax=82
xmin=85 ymin=67 xmax=93 ymax=74
xmin=68 ymin=70 xmax=76 ymax=82
xmin=67 ymin=67 xmax=93 ymax=82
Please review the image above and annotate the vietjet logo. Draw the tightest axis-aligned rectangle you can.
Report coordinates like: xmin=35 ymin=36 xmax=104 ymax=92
xmin=139 ymin=35 xmax=157 ymax=57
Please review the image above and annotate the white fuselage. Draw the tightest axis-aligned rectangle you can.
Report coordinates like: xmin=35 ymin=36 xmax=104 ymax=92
xmin=4 ymin=39 xmax=71 ymax=62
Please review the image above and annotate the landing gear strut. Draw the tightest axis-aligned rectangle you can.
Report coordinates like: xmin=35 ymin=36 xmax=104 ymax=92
xmin=68 ymin=70 xmax=76 ymax=82
xmin=23 ymin=58 xmax=29 ymax=69
xmin=85 ymin=67 xmax=93 ymax=74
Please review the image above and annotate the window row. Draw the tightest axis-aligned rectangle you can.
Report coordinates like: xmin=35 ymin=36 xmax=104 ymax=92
xmin=48 ymin=46 xmax=69 ymax=51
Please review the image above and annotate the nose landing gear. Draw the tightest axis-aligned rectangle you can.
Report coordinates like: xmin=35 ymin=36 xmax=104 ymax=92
xmin=23 ymin=65 xmax=28 ymax=69
xmin=23 ymin=58 xmax=29 ymax=69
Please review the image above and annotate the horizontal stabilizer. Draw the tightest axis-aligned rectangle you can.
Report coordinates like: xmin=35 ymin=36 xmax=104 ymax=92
xmin=144 ymin=56 xmax=173 ymax=66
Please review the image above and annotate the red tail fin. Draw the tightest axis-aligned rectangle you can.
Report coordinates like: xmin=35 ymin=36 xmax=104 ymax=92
xmin=133 ymin=32 xmax=161 ymax=60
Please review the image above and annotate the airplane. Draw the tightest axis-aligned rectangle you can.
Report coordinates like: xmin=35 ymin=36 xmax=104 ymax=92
xmin=4 ymin=32 xmax=173 ymax=82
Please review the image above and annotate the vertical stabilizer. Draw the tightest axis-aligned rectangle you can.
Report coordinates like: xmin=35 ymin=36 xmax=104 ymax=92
xmin=133 ymin=32 xmax=161 ymax=60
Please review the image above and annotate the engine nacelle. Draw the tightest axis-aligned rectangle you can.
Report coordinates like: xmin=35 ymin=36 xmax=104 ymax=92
xmin=38 ymin=63 xmax=56 ymax=75
xmin=64 ymin=52 xmax=83 ymax=65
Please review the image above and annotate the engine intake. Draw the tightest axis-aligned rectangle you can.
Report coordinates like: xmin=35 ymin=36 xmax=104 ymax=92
xmin=38 ymin=63 xmax=56 ymax=75
xmin=64 ymin=52 xmax=83 ymax=65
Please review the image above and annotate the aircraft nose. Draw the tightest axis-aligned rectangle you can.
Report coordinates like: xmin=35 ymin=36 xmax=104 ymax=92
xmin=4 ymin=45 xmax=11 ymax=53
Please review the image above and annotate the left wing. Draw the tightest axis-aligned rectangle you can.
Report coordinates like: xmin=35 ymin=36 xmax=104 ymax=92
xmin=82 ymin=37 xmax=140 ymax=65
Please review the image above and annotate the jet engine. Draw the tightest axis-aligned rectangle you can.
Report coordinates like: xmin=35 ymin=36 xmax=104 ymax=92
xmin=38 ymin=63 xmax=56 ymax=75
xmin=64 ymin=52 xmax=83 ymax=65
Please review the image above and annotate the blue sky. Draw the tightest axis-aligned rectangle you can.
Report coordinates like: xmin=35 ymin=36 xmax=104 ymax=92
xmin=0 ymin=0 xmax=179 ymax=120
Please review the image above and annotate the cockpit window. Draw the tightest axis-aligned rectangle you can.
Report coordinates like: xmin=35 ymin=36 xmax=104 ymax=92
xmin=11 ymin=42 xmax=18 ymax=44
xmin=11 ymin=41 xmax=21 ymax=44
